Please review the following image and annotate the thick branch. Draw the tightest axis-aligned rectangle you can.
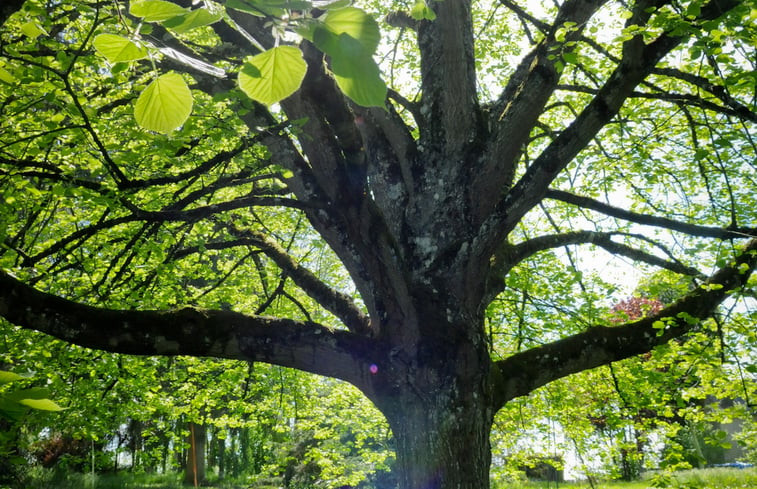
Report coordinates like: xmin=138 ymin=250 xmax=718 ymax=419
xmin=473 ymin=0 xmax=609 ymax=222
xmin=493 ymin=237 xmax=757 ymax=408
xmin=416 ymin=0 xmax=478 ymax=158
xmin=0 ymin=270 xmax=377 ymax=388
xmin=280 ymin=42 xmax=367 ymax=205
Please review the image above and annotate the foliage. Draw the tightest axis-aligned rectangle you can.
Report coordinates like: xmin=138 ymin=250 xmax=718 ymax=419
xmin=490 ymin=283 xmax=756 ymax=483
xmin=0 ymin=370 xmax=65 ymax=421
xmin=0 ymin=0 xmax=755 ymax=487
xmin=0 ymin=368 xmax=66 ymax=486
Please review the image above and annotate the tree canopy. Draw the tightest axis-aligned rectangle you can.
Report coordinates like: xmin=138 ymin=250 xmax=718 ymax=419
xmin=0 ymin=0 xmax=755 ymax=487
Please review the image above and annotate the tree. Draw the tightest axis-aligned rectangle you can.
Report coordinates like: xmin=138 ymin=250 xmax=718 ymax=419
xmin=1 ymin=0 xmax=756 ymax=487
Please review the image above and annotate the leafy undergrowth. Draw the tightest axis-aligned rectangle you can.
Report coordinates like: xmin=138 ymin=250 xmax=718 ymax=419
xmin=493 ymin=467 xmax=757 ymax=489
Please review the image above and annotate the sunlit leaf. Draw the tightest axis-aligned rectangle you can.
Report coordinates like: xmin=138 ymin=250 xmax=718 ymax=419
xmin=130 ymin=0 xmax=189 ymax=22
xmin=562 ymin=51 xmax=578 ymax=65
xmin=134 ymin=72 xmax=193 ymax=133
xmin=0 ymin=371 xmax=23 ymax=384
xmin=238 ymin=46 xmax=306 ymax=106
xmin=410 ymin=0 xmax=436 ymax=21
xmin=6 ymin=387 xmax=52 ymax=401
xmin=18 ymin=398 xmax=66 ymax=411
xmin=327 ymin=34 xmax=386 ymax=107
xmin=226 ymin=0 xmax=311 ymax=16
xmin=322 ymin=7 xmax=380 ymax=54
xmin=93 ymin=34 xmax=148 ymax=63
xmin=0 ymin=65 xmax=15 ymax=85
xmin=316 ymin=0 xmax=352 ymax=9
xmin=225 ymin=0 xmax=268 ymax=16
xmin=162 ymin=8 xmax=223 ymax=34
xmin=20 ymin=21 xmax=47 ymax=39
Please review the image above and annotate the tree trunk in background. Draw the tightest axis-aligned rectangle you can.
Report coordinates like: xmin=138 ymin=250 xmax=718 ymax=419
xmin=161 ymin=435 xmax=169 ymax=474
xmin=229 ymin=428 xmax=240 ymax=478
xmin=210 ymin=426 xmax=226 ymax=480
xmin=127 ymin=419 xmax=142 ymax=471
xmin=184 ymin=422 xmax=206 ymax=486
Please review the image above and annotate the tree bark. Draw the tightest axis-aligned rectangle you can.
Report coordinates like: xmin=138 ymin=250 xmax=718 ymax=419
xmin=185 ymin=422 xmax=206 ymax=486
xmin=370 ymin=299 xmax=497 ymax=489
xmin=386 ymin=395 xmax=494 ymax=489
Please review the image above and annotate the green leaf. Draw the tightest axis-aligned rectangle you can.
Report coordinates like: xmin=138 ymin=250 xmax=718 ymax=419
xmin=270 ymin=0 xmax=312 ymax=8
xmin=685 ymin=2 xmax=701 ymax=18
xmin=130 ymin=0 xmax=189 ymax=22
xmin=0 ymin=371 xmax=23 ymax=384
xmin=18 ymin=398 xmax=66 ymax=411
xmin=20 ymin=21 xmax=48 ymax=39
xmin=322 ymin=7 xmax=380 ymax=55
xmin=238 ymin=46 xmax=306 ymax=106
xmin=134 ymin=72 xmax=194 ymax=133
xmin=92 ymin=34 xmax=148 ymax=63
xmin=320 ymin=0 xmax=352 ymax=9
xmin=700 ymin=283 xmax=724 ymax=291
xmin=162 ymin=8 xmax=223 ymax=34
xmin=0 ymin=399 xmax=27 ymax=421
xmin=327 ymin=34 xmax=386 ymax=107
xmin=225 ymin=0 xmax=268 ymax=16
xmin=0 ymin=65 xmax=16 ymax=85
xmin=6 ymin=387 xmax=52 ymax=402
xmin=562 ymin=51 xmax=578 ymax=65
xmin=226 ymin=0 xmax=311 ymax=17
xmin=410 ymin=0 xmax=436 ymax=21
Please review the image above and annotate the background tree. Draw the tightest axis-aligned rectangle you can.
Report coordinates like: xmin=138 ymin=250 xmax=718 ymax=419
xmin=1 ymin=0 xmax=756 ymax=487
xmin=489 ymin=272 xmax=756 ymax=483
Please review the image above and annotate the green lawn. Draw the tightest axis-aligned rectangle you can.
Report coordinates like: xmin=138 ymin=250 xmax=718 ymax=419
xmin=494 ymin=467 xmax=757 ymax=489
xmin=7 ymin=466 xmax=757 ymax=489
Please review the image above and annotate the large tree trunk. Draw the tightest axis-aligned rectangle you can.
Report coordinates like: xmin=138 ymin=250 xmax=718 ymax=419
xmin=372 ymin=299 xmax=496 ymax=489
xmin=388 ymin=397 xmax=494 ymax=489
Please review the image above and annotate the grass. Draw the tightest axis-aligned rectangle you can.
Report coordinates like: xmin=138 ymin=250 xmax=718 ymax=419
xmin=1 ymin=470 xmax=256 ymax=489
xmin=5 ymin=467 xmax=756 ymax=489
xmin=493 ymin=467 xmax=757 ymax=489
